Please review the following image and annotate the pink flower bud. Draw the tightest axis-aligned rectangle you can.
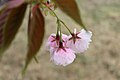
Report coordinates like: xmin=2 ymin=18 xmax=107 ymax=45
xmin=67 ymin=29 xmax=92 ymax=53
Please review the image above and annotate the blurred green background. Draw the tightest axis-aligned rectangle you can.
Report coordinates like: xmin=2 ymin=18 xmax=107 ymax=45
xmin=0 ymin=0 xmax=120 ymax=80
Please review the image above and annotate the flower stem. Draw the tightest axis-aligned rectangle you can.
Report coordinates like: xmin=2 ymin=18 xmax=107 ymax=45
xmin=56 ymin=19 xmax=60 ymax=36
xmin=42 ymin=3 xmax=72 ymax=34
xmin=59 ymin=20 xmax=72 ymax=34
xmin=57 ymin=20 xmax=62 ymax=42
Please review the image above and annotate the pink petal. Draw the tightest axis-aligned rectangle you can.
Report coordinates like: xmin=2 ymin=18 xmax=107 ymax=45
xmin=46 ymin=34 xmax=56 ymax=50
xmin=78 ymin=29 xmax=92 ymax=40
xmin=46 ymin=33 xmax=68 ymax=51
xmin=51 ymin=48 xmax=76 ymax=66
xmin=67 ymin=29 xmax=92 ymax=53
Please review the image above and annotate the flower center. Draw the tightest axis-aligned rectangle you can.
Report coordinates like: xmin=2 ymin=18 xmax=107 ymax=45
xmin=57 ymin=42 xmax=66 ymax=52
xmin=69 ymin=33 xmax=81 ymax=44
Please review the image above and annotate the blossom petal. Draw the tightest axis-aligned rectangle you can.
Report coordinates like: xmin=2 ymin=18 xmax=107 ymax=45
xmin=51 ymin=48 xmax=76 ymax=66
xmin=46 ymin=33 xmax=56 ymax=50
xmin=46 ymin=33 xmax=68 ymax=51
xmin=67 ymin=29 xmax=92 ymax=53
xmin=78 ymin=29 xmax=92 ymax=41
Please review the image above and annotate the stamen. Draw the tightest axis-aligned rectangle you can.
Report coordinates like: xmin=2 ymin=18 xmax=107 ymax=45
xmin=74 ymin=28 xmax=77 ymax=34
xmin=58 ymin=31 xmax=60 ymax=35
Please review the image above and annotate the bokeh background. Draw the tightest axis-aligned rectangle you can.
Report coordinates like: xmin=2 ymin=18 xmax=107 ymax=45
xmin=0 ymin=0 xmax=120 ymax=80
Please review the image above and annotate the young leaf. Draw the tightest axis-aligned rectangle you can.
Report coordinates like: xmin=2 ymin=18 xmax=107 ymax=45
xmin=55 ymin=0 xmax=87 ymax=30
xmin=4 ymin=3 xmax=27 ymax=48
xmin=0 ymin=5 xmax=6 ymax=14
xmin=0 ymin=3 xmax=27 ymax=56
xmin=23 ymin=5 xmax=45 ymax=74
xmin=0 ymin=9 xmax=10 ymax=50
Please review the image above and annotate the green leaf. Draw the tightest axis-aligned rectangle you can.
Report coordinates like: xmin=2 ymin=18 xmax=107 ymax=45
xmin=55 ymin=0 xmax=87 ymax=30
xmin=22 ymin=5 xmax=45 ymax=75
xmin=0 ymin=3 xmax=27 ymax=57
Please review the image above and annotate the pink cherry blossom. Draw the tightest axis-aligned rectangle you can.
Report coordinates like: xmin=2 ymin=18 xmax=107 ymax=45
xmin=46 ymin=33 xmax=76 ymax=66
xmin=46 ymin=33 xmax=68 ymax=51
xmin=50 ymin=42 xmax=76 ymax=66
xmin=67 ymin=29 xmax=92 ymax=53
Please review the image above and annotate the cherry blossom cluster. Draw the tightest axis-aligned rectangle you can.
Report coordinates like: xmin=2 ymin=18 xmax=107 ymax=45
xmin=46 ymin=29 xmax=92 ymax=66
xmin=41 ymin=0 xmax=92 ymax=66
